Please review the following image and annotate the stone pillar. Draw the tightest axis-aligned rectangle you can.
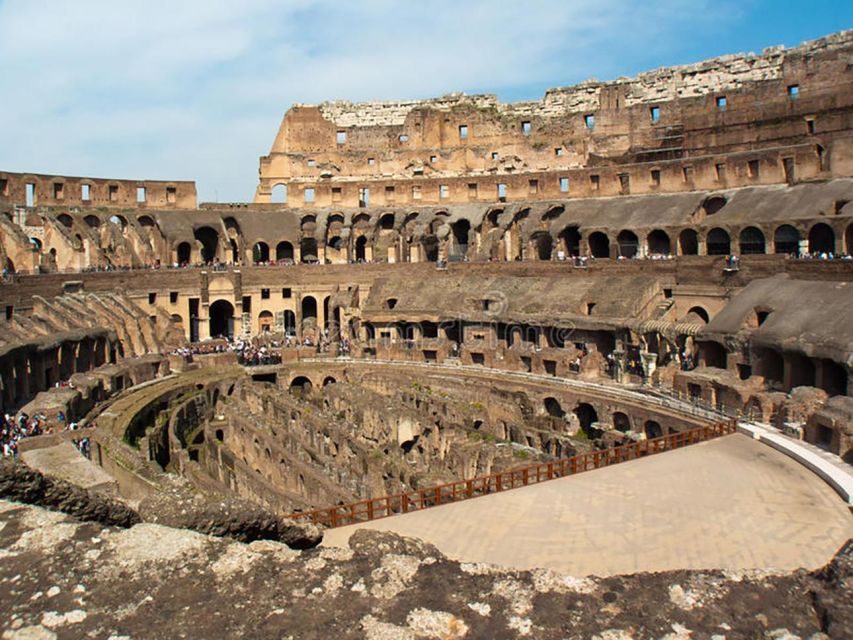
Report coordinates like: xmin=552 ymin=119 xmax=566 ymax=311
xmin=640 ymin=351 xmax=657 ymax=384
xmin=612 ymin=348 xmax=626 ymax=383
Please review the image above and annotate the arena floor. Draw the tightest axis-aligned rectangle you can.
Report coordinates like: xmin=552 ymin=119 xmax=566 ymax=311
xmin=323 ymin=434 xmax=853 ymax=576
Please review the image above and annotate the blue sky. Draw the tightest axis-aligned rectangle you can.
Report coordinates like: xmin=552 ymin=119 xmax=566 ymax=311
xmin=0 ymin=0 xmax=849 ymax=202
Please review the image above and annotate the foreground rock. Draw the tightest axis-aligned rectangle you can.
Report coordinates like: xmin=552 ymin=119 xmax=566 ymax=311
xmin=138 ymin=487 xmax=322 ymax=548
xmin=0 ymin=499 xmax=849 ymax=639
xmin=0 ymin=458 xmax=139 ymax=528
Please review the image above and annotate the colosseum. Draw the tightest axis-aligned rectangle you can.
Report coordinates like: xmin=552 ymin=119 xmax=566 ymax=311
xmin=1 ymin=28 xmax=852 ymax=639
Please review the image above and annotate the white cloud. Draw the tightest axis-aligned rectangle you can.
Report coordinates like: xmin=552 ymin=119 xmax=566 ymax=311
xmin=0 ymin=0 xmax=771 ymax=200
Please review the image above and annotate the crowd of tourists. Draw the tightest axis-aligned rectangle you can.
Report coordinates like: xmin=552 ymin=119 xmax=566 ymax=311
xmin=1 ymin=411 xmax=90 ymax=459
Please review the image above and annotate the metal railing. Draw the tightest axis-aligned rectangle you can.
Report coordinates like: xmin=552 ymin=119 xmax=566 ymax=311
xmin=286 ymin=418 xmax=736 ymax=529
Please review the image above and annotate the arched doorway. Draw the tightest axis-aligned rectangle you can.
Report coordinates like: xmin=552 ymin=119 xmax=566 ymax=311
xmin=588 ymin=232 xmax=610 ymax=258
xmin=421 ymin=237 xmax=438 ymax=262
xmin=558 ymin=226 xmax=580 ymax=257
xmin=687 ymin=306 xmax=710 ymax=323
xmin=678 ymin=229 xmax=698 ymax=255
xmin=706 ymin=228 xmax=731 ymax=255
xmin=644 ymin=420 xmax=663 ymax=439
xmin=284 ymin=310 xmax=296 ymax=336
xmin=774 ymin=225 xmax=801 ymax=256
xmin=301 ymin=296 xmax=317 ymax=335
xmin=574 ymin=403 xmax=598 ymax=437
xmin=355 ymin=236 xmax=368 ymax=262
xmin=531 ymin=231 xmax=552 ymax=260
xmin=544 ymin=397 xmax=565 ymax=418
xmin=176 ymin=242 xmax=191 ymax=265
xmin=617 ymin=230 xmax=639 ymax=258
xmin=258 ymin=310 xmax=274 ymax=333
xmin=450 ymin=220 xmax=470 ymax=261
xmin=613 ymin=412 xmax=631 ymax=433
xmin=271 ymin=183 xmax=287 ymax=203
xmin=276 ymin=241 xmax=294 ymax=262
xmin=252 ymin=242 xmax=269 ymax=263
xmin=808 ymin=223 xmax=834 ymax=254
xmin=209 ymin=300 xmax=234 ymax=339
xmin=289 ymin=376 xmax=312 ymax=396
xmin=646 ymin=229 xmax=671 ymax=255
xmin=194 ymin=227 xmax=219 ymax=263
xmin=739 ymin=227 xmax=766 ymax=254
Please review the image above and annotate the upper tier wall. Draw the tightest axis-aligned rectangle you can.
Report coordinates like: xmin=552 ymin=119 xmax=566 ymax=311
xmin=0 ymin=170 xmax=197 ymax=210
xmin=256 ymin=30 xmax=853 ymax=204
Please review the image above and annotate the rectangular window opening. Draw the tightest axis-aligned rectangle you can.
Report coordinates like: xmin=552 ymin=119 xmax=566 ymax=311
xmin=528 ymin=179 xmax=538 ymax=195
xmin=584 ymin=114 xmax=595 ymax=129
xmin=554 ymin=147 xmax=563 ymax=157
xmin=458 ymin=125 xmax=468 ymax=139
xmin=715 ymin=163 xmax=726 ymax=181
xmin=25 ymin=183 xmax=35 ymax=207
xmin=282 ymin=288 xmax=292 ymax=298
xmin=412 ymin=185 xmax=422 ymax=200
xmin=108 ymin=185 xmax=118 ymax=202
xmin=331 ymin=187 xmax=342 ymax=203
xmin=716 ymin=96 xmax=727 ymax=111
xmin=806 ymin=118 xmax=815 ymax=135
xmin=682 ymin=166 xmax=694 ymax=183
xmin=497 ymin=183 xmax=507 ymax=202
xmin=367 ymin=157 xmax=375 ymax=166
xmin=358 ymin=187 xmax=369 ymax=207
xmin=787 ymin=84 xmax=799 ymax=100
xmin=81 ymin=184 xmax=91 ymax=201
xmin=53 ymin=182 xmax=64 ymax=199
xmin=439 ymin=184 xmax=449 ymax=199
xmin=170 ymin=291 xmax=178 ymax=304
xmin=590 ymin=175 xmax=600 ymax=191
xmin=618 ymin=173 xmax=630 ymax=194
xmin=650 ymin=106 xmax=660 ymax=124
xmin=306 ymin=159 xmax=316 ymax=167
xmin=148 ymin=292 xmax=156 ymax=304
xmin=385 ymin=185 xmax=395 ymax=202
xmin=304 ymin=187 xmax=315 ymax=203
xmin=559 ymin=177 xmax=569 ymax=193
xmin=650 ymin=169 xmax=661 ymax=186
xmin=782 ymin=157 xmax=795 ymax=183
xmin=491 ymin=151 xmax=498 ymax=160
xmin=166 ymin=186 xmax=176 ymax=203
xmin=398 ymin=134 xmax=409 ymax=143
xmin=336 ymin=130 xmax=346 ymax=144
xmin=136 ymin=187 xmax=146 ymax=203
xmin=748 ymin=159 xmax=760 ymax=179
xmin=261 ymin=288 xmax=270 ymax=300
xmin=468 ymin=183 xmax=478 ymax=199
xmin=0 ymin=178 xmax=8 ymax=197
xmin=430 ymin=155 xmax=437 ymax=163
xmin=521 ymin=121 xmax=532 ymax=135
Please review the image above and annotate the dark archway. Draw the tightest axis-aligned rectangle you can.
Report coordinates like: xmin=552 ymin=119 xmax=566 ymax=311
xmin=57 ymin=213 xmax=74 ymax=228
xmin=678 ymin=229 xmax=698 ymax=255
xmin=84 ymin=215 xmax=101 ymax=228
xmin=688 ymin=306 xmax=710 ymax=323
xmin=646 ymin=229 xmax=671 ymax=255
xmin=301 ymin=296 xmax=317 ymax=331
xmin=613 ymin=412 xmax=631 ymax=433
xmin=323 ymin=376 xmax=337 ymax=387
xmin=194 ymin=226 xmax=219 ymax=263
xmin=209 ymin=300 xmax=234 ymax=339
xmin=355 ymin=235 xmax=368 ymax=262
xmin=421 ymin=237 xmax=438 ymax=262
xmin=788 ymin=353 xmax=816 ymax=388
xmin=774 ymin=224 xmax=801 ymax=256
xmin=289 ymin=376 xmax=313 ymax=396
xmin=300 ymin=237 xmax=318 ymax=263
xmin=574 ymin=403 xmax=598 ymax=436
xmin=379 ymin=213 xmax=395 ymax=230
xmin=531 ymin=232 xmax=552 ymax=260
xmin=176 ymin=242 xmax=192 ymax=265
xmin=544 ymin=397 xmax=565 ymax=418
xmin=252 ymin=241 xmax=269 ymax=263
xmin=808 ymin=223 xmax=834 ymax=254
xmin=283 ymin=310 xmax=296 ymax=335
xmin=739 ymin=226 xmax=766 ymax=254
xmin=617 ymin=230 xmax=639 ymax=258
xmin=644 ymin=420 xmax=663 ymax=439
xmin=450 ymin=220 xmax=470 ymax=261
xmin=588 ymin=232 xmax=610 ymax=258
xmin=276 ymin=241 xmax=294 ymax=262
xmin=706 ymin=228 xmax=731 ymax=255
xmin=819 ymin=360 xmax=847 ymax=397
xmin=559 ymin=226 xmax=580 ymax=257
